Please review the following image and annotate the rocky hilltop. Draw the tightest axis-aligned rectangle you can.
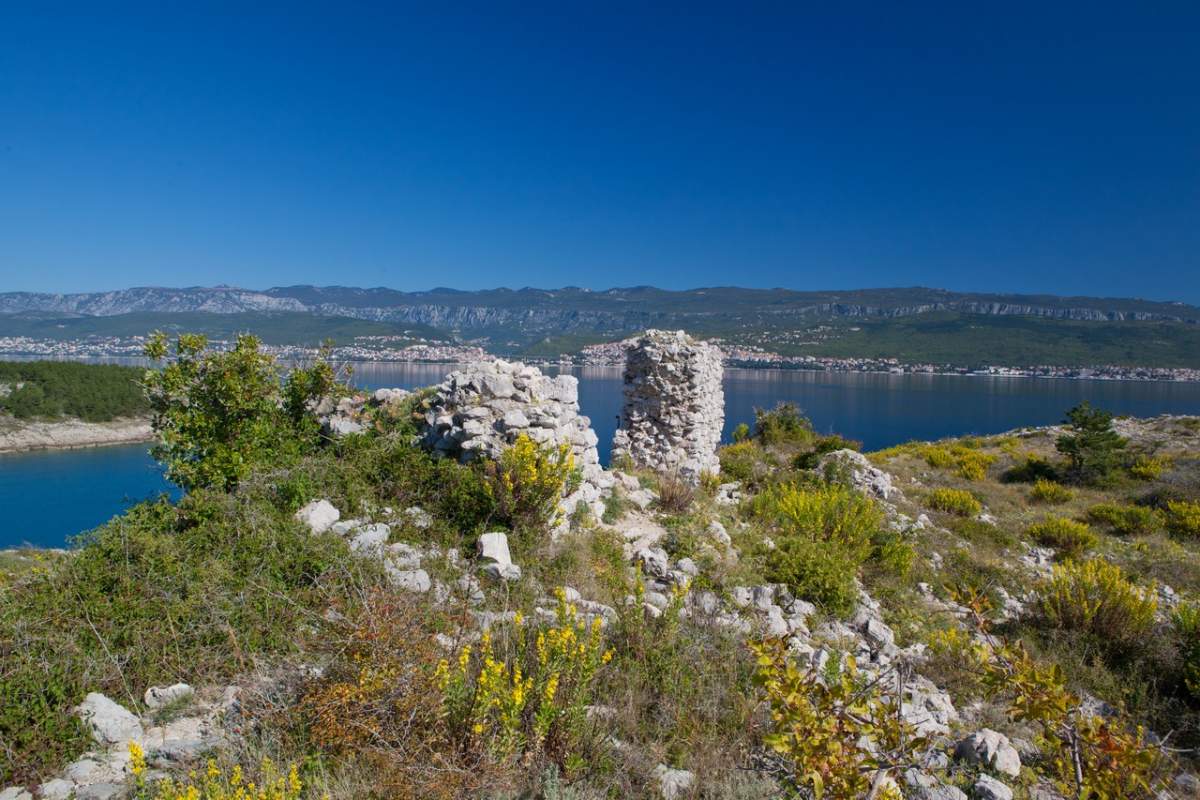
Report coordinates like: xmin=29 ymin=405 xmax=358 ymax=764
xmin=3 ymin=332 xmax=1200 ymax=800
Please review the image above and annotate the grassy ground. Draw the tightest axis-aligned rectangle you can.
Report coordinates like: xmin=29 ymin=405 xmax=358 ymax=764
xmin=5 ymin=403 xmax=1200 ymax=798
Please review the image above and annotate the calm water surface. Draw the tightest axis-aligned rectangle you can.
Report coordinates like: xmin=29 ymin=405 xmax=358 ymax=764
xmin=5 ymin=363 xmax=1200 ymax=548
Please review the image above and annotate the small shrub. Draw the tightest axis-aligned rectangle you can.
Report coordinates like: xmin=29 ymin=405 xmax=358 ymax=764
xmin=764 ymin=537 xmax=864 ymax=616
xmin=1086 ymin=503 xmax=1161 ymax=536
xmin=751 ymin=639 xmax=914 ymax=800
xmin=142 ymin=332 xmax=341 ymax=491
xmin=656 ymin=473 xmax=697 ymax=514
xmin=1164 ymin=500 xmax=1200 ymax=539
xmin=877 ymin=440 xmax=998 ymax=481
xmin=1038 ymin=558 xmax=1157 ymax=652
xmin=791 ymin=434 xmax=862 ymax=470
xmin=1172 ymin=604 xmax=1200 ymax=701
xmin=439 ymin=589 xmax=613 ymax=763
xmin=1129 ymin=454 xmax=1170 ymax=481
xmin=483 ymin=434 xmax=578 ymax=540
xmin=868 ymin=528 xmax=916 ymax=579
xmin=753 ymin=483 xmax=882 ymax=614
xmin=600 ymin=493 xmax=626 ymax=525
xmin=1030 ymin=478 xmax=1074 ymax=504
xmin=1003 ymin=453 xmax=1060 ymax=484
xmin=753 ymin=402 xmax=814 ymax=446
xmin=752 ymin=483 xmax=882 ymax=552
xmin=731 ymin=422 xmax=750 ymax=442
xmin=924 ymin=488 xmax=982 ymax=517
xmin=1028 ymin=517 xmax=1098 ymax=559
xmin=718 ymin=440 xmax=766 ymax=485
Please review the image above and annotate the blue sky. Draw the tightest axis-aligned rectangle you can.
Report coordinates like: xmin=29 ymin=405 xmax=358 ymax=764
xmin=1 ymin=3 xmax=1198 ymax=302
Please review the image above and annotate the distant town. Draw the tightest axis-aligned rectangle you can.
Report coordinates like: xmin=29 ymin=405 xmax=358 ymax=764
xmin=1 ymin=333 xmax=1198 ymax=383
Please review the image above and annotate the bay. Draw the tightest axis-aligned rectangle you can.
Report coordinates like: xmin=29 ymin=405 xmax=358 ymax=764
xmin=4 ymin=363 xmax=1200 ymax=549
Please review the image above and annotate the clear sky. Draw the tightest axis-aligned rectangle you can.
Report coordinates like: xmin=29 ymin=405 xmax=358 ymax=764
xmin=1 ymin=3 xmax=1198 ymax=301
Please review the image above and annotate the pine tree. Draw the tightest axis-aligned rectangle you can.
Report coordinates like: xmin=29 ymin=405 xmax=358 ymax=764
xmin=1056 ymin=402 xmax=1126 ymax=485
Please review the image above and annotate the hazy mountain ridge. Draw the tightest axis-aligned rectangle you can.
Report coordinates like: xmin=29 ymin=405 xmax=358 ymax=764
xmin=1 ymin=286 xmax=1195 ymax=333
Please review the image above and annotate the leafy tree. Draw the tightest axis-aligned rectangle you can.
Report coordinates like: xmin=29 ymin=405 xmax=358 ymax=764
xmin=1056 ymin=402 xmax=1127 ymax=485
xmin=142 ymin=331 xmax=342 ymax=491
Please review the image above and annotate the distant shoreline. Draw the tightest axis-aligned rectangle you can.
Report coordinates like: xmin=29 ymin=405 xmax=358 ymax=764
xmin=3 ymin=351 xmax=1198 ymax=385
xmin=0 ymin=416 xmax=154 ymax=454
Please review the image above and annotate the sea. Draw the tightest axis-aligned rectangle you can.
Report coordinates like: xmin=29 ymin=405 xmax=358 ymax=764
xmin=4 ymin=362 xmax=1200 ymax=548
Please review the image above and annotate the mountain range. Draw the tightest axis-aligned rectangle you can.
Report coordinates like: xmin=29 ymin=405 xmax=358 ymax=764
xmin=2 ymin=285 xmax=1199 ymax=367
xmin=2 ymin=284 xmax=1197 ymax=325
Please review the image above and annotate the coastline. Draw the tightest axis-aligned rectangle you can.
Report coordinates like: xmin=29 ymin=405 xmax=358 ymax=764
xmin=3 ymin=350 xmax=1199 ymax=384
xmin=0 ymin=416 xmax=154 ymax=454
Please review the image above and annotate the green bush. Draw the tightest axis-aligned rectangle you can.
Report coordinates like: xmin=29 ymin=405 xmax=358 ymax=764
xmin=1038 ymin=558 xmax=1157 ymax=653
xmin=1086 ymin=503 xmax=1161 ymax=536
xmin=751 ymin=482 xmax=882 ymax=553
xmin=1172 ymin=604 xmax=1200 ymax=701
xmin=1003 ymin=454 xmax=1060 ymax=484
xmin=142 ymin=332 xmax=343 ymax=490
xmin=753 ymin=402 xmax=814 ymax=446
xmin=1030 ymin=478 xmax=1073 ymax=504
xmin=753 ymin=483 xmax=882 ymax=615
xmin=718 ymin=440 xmax=770 ymax=486
xmin=791 ymin=434 xmax=862 ymax=470
xmin=868 ymin=528 xmax=917 ymax=579
xmin=1165 ymin=500 xmax=1200 ymax=539
xmin=871 ymin=440 xmax=994 ymax=480
xmin=1129 ymin=454 xmax=1170 ymax=481
xmin=1027 ymin=517 xmax=1098 ymax=559
xmin=924 ymin=488 xmax=982 ymax=517
xmin=482 ymin=433 xmax=579 ymax=542
xmin=763 ymin=536 xmax=865 ymax=617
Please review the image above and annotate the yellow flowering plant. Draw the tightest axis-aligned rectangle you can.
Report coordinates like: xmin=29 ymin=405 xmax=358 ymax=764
xmin=439 ymin=587 xmax=614 ymax=763
xmin=129 ymin=745 xmax=304 ymax=800
xmin=483 ymin=434 xmax=580 ymax=538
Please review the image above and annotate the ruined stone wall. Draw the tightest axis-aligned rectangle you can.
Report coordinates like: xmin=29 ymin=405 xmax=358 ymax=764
xmin=420 ymin=359 xmax=610 ymax=513
xmin=611 ymin=329 xmax=724 ymax=482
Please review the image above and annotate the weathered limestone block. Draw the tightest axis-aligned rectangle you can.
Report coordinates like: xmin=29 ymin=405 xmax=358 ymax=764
xmin=611 ymin=330 xmax=724 ymax=483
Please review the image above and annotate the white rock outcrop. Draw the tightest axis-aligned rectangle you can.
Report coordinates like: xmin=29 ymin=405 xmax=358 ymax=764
xmin=973 ymin=774 xmax=1014 ymax=800
xmin=144 ymin=683 xmax=193 ymax=709
xmin=477 ymin=531 xmax=521 ymax=581
xmin=294 ymin=499 xmax=340 ymax=534
xmin=652 ymin=764 xmax=696 ymax=799
xmin=955 ymin=729 xmax=1021 ymax=778
xmin=611 ymin=330 xmax=724 ymax=484
xmin=74 ymin=693 xmax=144 ymax=746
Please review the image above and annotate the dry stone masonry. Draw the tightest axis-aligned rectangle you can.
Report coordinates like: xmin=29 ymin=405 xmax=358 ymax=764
xmin=611 ymin=329 xmax=724 ymax=483
xmin=420 ymin=359 xmax=611 ymax=516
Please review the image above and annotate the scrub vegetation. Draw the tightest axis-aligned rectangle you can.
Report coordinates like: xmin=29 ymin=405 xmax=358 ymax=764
xmin=4 ymin=338 xmax=1200 ymax=798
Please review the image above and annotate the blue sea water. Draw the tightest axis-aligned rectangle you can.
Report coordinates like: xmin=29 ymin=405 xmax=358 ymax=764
xmin=4 ymin=364 xmax=1200 ymax=548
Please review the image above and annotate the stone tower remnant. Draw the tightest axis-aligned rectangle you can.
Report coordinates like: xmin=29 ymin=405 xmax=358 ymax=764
xmin=611 ymin=329 xmax=724 ymax=483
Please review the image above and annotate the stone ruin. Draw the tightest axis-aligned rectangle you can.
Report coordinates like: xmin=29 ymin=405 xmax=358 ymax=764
xmin=420 ymin=359 xmax=611 ymax=517
xmin=611 ymin=329 xmax=724 ymax=483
